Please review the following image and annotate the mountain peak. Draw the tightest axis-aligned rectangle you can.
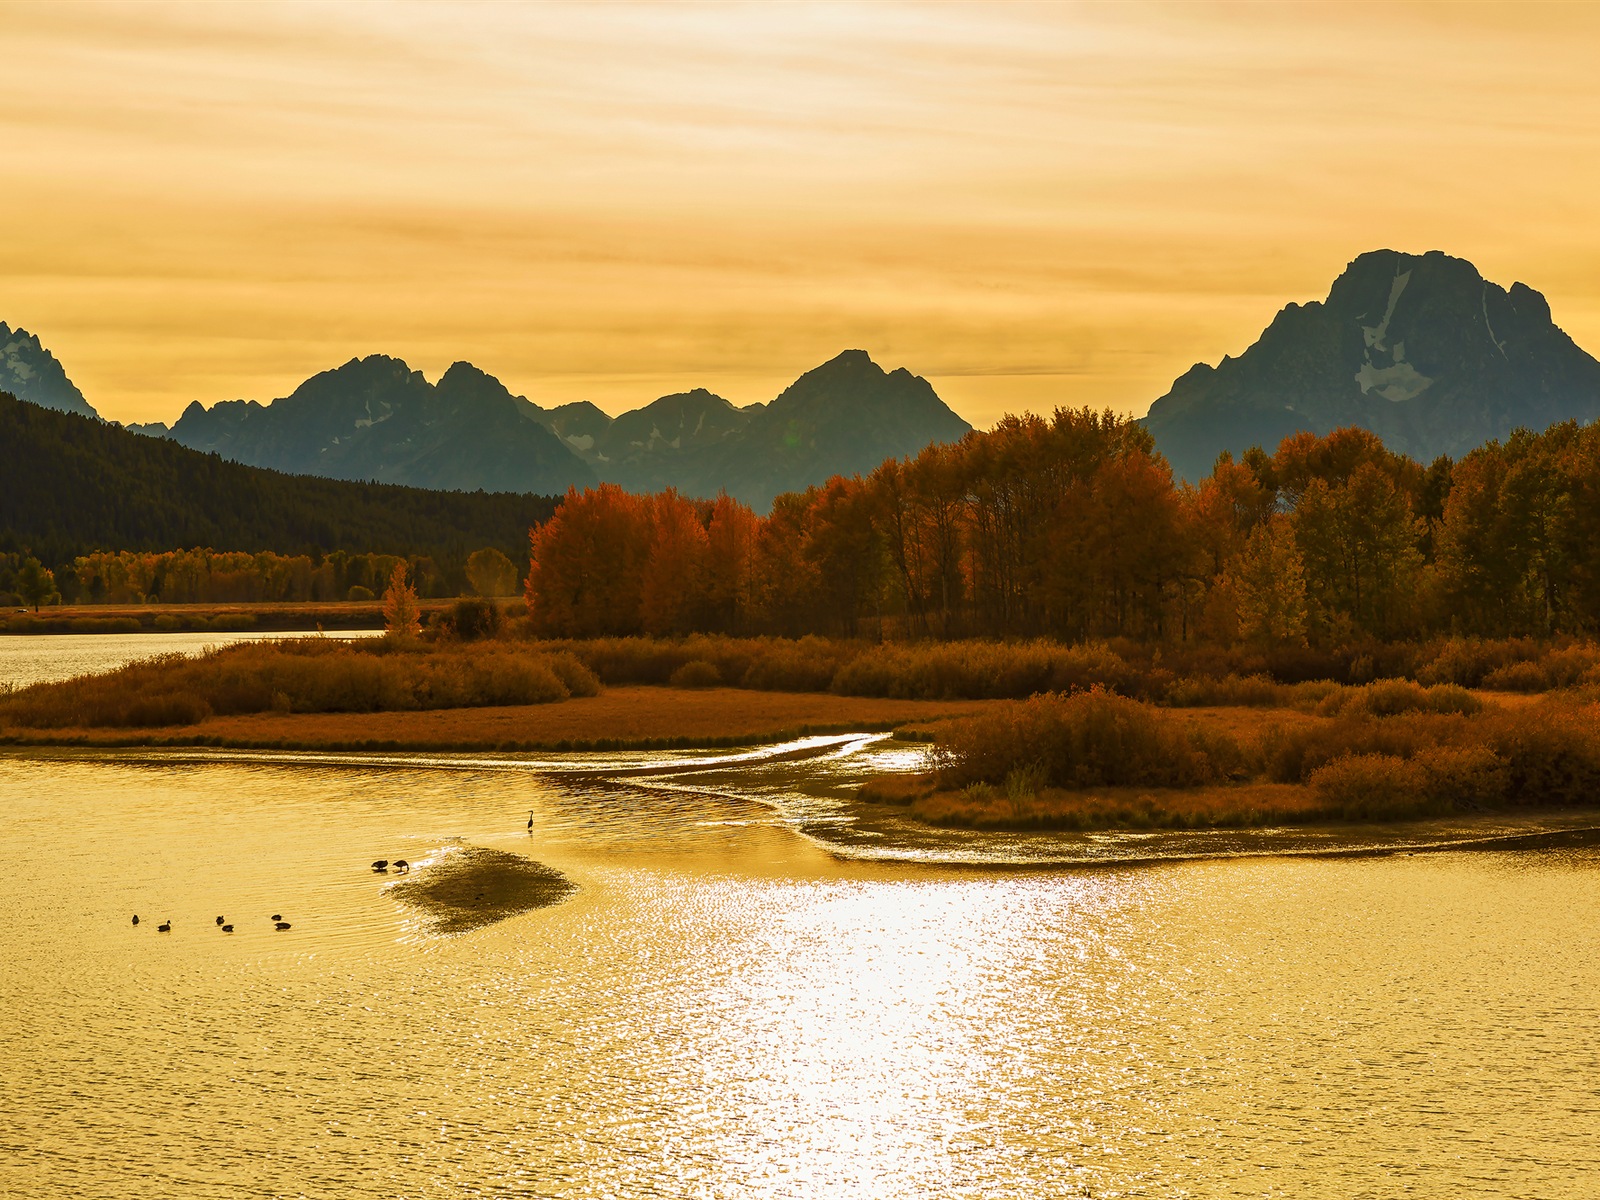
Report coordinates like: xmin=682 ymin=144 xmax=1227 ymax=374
xmin=0 ymin=321 xmax=99 ymax=419
xmin=1143 ymin=250 xmax=1600 ymax=480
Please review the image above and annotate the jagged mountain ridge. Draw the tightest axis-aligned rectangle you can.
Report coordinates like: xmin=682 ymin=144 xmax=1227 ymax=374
xmin=158 ymin=348 xmax=969 ymax=507
xmin=1142 ymin=249 xmax=1600 ymax=480
xmin=1 ymin=322 xmax=98 ymax=419
xmin=164 ymin=356 xmax=597 ymax=495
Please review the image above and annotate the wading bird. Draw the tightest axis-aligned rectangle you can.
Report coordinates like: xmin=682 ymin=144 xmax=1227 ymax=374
xmin=527 ymin=811 xmax=534 ymax=831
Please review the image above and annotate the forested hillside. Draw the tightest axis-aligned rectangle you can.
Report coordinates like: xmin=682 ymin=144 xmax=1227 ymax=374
xmin=0 ymin=392 xmax=557 ymax=585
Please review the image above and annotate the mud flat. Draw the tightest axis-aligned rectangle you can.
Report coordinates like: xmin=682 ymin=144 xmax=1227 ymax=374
xmin=386 ymin=846 xmax=576 ymax=934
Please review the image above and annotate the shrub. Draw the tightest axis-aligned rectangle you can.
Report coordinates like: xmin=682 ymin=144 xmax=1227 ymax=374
xmin=1415 ymin=638 xmax=1536 ymax=687
xmin=1481 ymin=645 xmax=1600 ymax=692
xmin=1308 ymin=753 xmax=1434 ymax=820
xmin=1163 ymin=673 xmax=1285 ymax=707
xmin=1308 ymin=745 xmax=1514 ymax=820
xmin=1260 ymin=713 xmax=1471 ymax=783
xmin=441 ymin=598 xmax=504 ymax=642
xmin=347 ymin=585 xmax=376 ymax=602
xmin=932 ymin=688 xmax=1241 ymax=790
xmin=153 ymin=614 xmax=183 ymax=632
xmin=1316 ymin=679 xmax=1481 ymax=719
xmin=1480 ymin=702 xmax=1600 ymax=807
xmin=669 ymin=661 xmax=722 ymax=689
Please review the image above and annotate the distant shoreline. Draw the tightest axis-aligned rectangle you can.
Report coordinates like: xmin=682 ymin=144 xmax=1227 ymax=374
xmin=0 ymin=600 xmax=486 ymax=636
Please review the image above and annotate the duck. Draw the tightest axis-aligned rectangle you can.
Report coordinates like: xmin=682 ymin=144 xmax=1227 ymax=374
xmin=393 ymin=859 xmax=410 ymax=873
xmin=157 ymin=920 xmax=172 ymax=932
xmin=270 ymin=914 xmax=282 ymax=922
xmin=215 ymin=916 xmax=225 ymax=926
xmin=131 ymin=915 xmax=140 ymax=925
xmin=221 ymin=924 xmax=234 ymax=933
xmin=274 ymin=921 xmax=292 ymax=931
xmin=372 ymin=860 xmax=389 ymax=872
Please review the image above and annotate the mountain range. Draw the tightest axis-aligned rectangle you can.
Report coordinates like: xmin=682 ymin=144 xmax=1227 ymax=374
xmin=1141 ymin=249 xmax=1600 ymax=480
xmin=141 ymin=349 xmax=972 ymax=509
xmin=7 ymin=247 xmax=1600 ymax=502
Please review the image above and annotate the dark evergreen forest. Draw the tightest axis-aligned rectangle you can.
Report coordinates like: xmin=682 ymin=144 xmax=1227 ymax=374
xmin=0 ymin=392 xmax=558 ymax=589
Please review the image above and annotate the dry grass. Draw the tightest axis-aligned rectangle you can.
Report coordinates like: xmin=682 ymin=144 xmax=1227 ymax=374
xmin=0 ymin=686 xmax=994 ymax=751
xmin=0 ymin=639 xmax=600 ymax=728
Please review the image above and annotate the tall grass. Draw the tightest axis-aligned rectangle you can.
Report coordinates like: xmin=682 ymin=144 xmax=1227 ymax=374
xmin=0 ymin=639 xmax=601 ymax=728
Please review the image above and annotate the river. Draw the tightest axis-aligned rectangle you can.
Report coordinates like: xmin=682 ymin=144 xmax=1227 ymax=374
xmin=2 ymin=639 xmax=1597 ymax=1198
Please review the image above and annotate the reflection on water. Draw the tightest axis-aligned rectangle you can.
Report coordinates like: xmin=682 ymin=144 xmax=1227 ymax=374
xmin=0 ymin=629 xmax=382 ymax=689
xmin=3 ymin=742 xmax=1599 ymax=1198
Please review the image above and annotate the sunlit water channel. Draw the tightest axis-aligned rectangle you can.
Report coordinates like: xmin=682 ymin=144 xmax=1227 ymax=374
xmin=3 ymin=638 xmax=1599 ymax=1198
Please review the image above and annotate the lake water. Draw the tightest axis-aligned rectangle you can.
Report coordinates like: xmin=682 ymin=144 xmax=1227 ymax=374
xmin=3 ymin=641 xmax=1599 ymax=1198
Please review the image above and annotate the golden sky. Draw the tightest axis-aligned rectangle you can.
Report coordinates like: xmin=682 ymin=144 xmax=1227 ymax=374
xmin=4 ymin=1 xmax=1600 ymax=427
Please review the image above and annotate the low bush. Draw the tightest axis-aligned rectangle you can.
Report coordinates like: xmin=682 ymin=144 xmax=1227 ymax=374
xmin=1316 ymin=679 xmax=1481 ymax=719
xmin=1308 ymin=745 xmax=1511 ymax=820
xmin=669 ymin=660 xmax=722 ymax=688
xmin=931 ymin=688 xmax=1243 ymax=790
xmin=1163 ymin=673 xmax=1285 ymax=707
xmin=1260 ymin=713 xmax=1470 ymax=783
xmin=1481 ymin=645 xmax=1600 ymax=692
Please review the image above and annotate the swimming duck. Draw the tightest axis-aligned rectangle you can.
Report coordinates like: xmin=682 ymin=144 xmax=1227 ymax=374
xmin=157 ymin=920 xmax=172 ymax=932
xmin=274 ymin=921 xmax=292 ymax=931
xmin=132 ymin=915 xmax=140 ymax=925
xmin=221 ymin=924 xmax=233 ymax=933
xmin=372 ymin=860 xmax=389 ymax=872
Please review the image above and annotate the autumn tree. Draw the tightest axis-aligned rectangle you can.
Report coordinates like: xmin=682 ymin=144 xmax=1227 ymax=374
xmin=382 ymin=560 xmax=421 ymax=641
xmin=1228 ymin=516 xmax=1308 ymax=647
xmin=525 ymin=484 xmax=651 ymax=636
xmin=465 ymin=547 xmax=520 ymax=597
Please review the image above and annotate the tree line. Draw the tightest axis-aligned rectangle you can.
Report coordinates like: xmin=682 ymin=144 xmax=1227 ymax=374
xmin=0 ymin=391 xmax=556 ymax=591
xmin=524 ymin=410 xmax=1600 ymax=644
xmin=0 ymin=546 xmax=522 ymax=608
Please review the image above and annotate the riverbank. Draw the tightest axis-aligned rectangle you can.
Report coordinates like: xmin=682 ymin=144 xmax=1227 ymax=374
xmin=0 ymin=686 xmax=992 ymax=752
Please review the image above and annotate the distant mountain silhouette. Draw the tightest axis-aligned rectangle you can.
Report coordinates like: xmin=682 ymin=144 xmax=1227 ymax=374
xmin=165 ymin=356 xmax=596 ymax=495
xmin=526 ymin=351 xmax=970 ymax=506
xmin=155 ymin=349 xmax=969 ymax=508
xmin=1 ymin=322 xmax=98 ymax=419
xmin=1143 ymin=249 xmax=1600 ymax=480
xmin=663 ymin=350 xmax=970 ymax=509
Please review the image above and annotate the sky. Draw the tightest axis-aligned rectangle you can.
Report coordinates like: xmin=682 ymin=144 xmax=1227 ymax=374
xmin=4 ymin=0 xmax=1600 ymax=427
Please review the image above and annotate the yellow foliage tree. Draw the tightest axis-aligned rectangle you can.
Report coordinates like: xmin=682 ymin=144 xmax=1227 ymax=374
xmin=382 ymin=560 xmax=421 ymax=641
